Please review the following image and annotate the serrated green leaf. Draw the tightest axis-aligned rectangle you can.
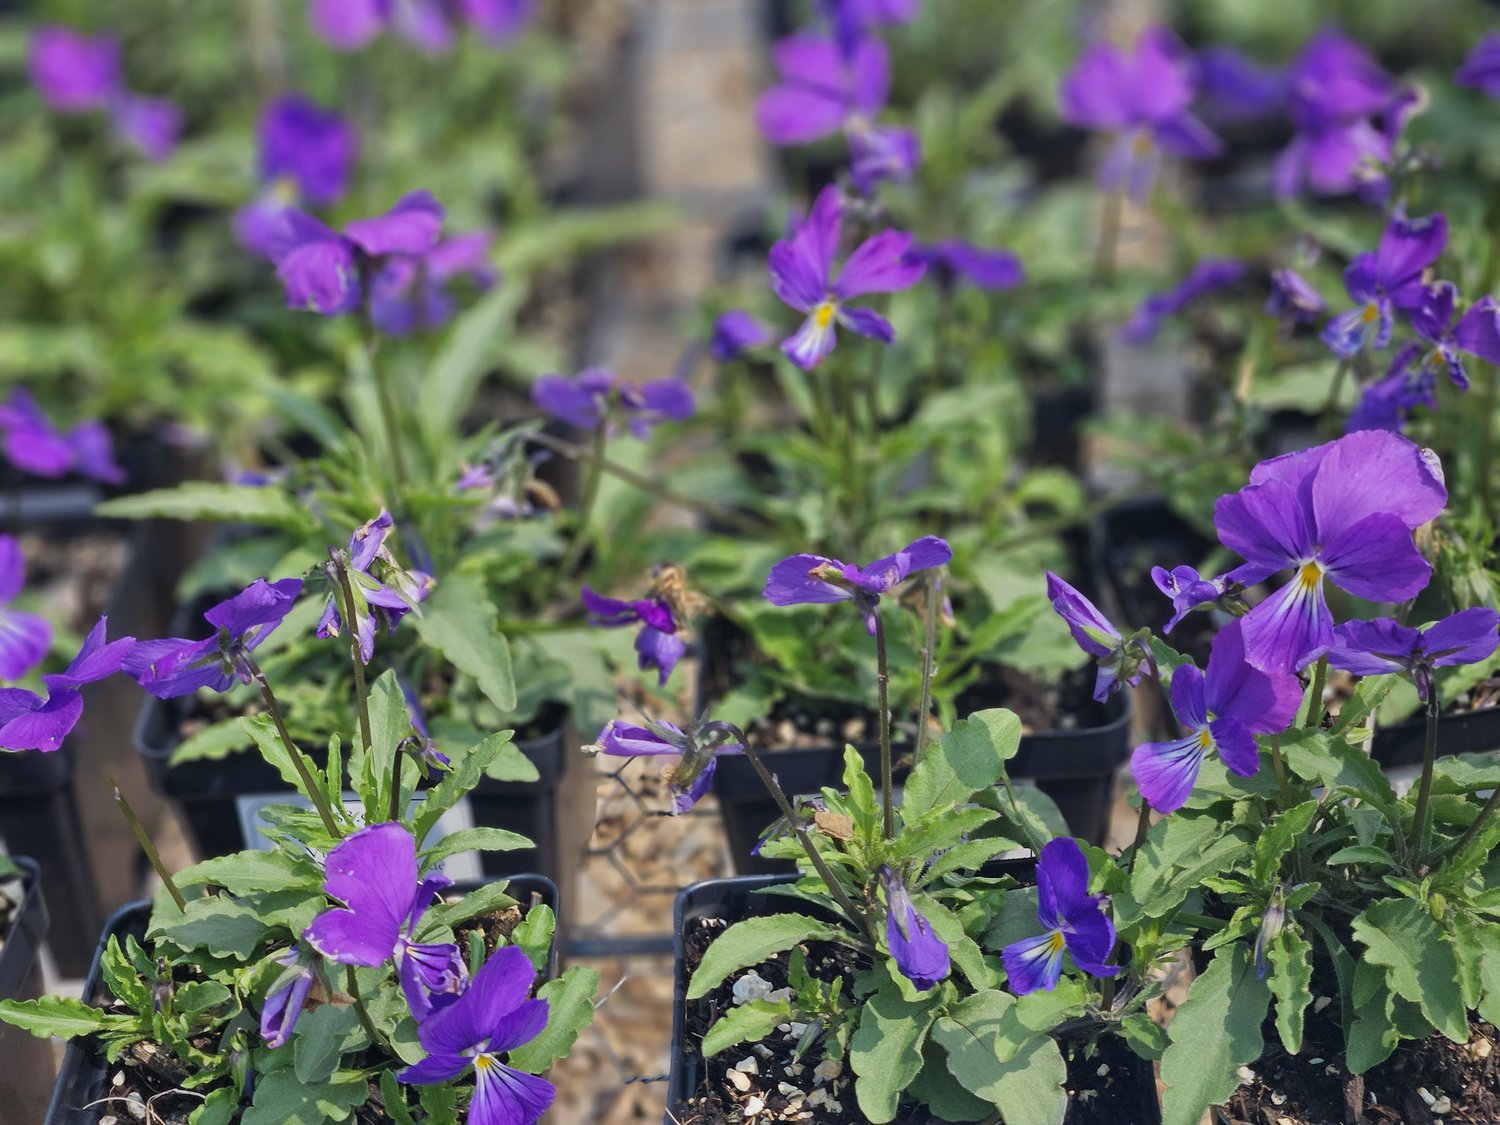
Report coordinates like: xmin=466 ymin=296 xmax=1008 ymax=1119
xmin=0 ymin=995 xmax=129 ymax=1039
xmin=1346 ymin=960 xmax=1399 ymax=1074
xmin=700 ymin=998 xmax=794 ymax=1057
xmin=1160 ymin=944 xmax=1271 ymax=1125
xmin=1332 ymin=674 xmax=1396 ymax=736
xmin=931 ymin=989 xmax=1020 ymax=1099
xmin=413 ymin=576 xmax=516 ymax=713
xmin=99 ymin=936 xmax=151 ymax=1012
xmin=293 ymin=1005 xmax=364 ymax=1085
xmin=1253 ymin=801 xmax=1318 ymax=886
xmin=415 ymin=883 xmax=519 ymax=939
xmin=362 ymin=670 xmax=411 ymax=816
xmin=904 ymin=709 xmax=1021 ymax=822
xmin=97 ymin=484 xmax=318 ymax=535
xmin=508 ymin=966 xmax=599 ymax=1072
xmin=420 ymin=827 xmax=532 ymax=867
xmin=1121 ymin=1012 xmax=1168 ymax=1060
xmin=240 ymin=1066 xmax=368 ymax=1124
xmin=379 ymin=1070 xmax=418 ymax=1125
xmin=841 ymin=744 xmax=879 ymax=843
xmin=415 ymin=731 xmax=516 ymax=843
xmin=174 ymin=851 xmax=319 ymax=896
xmin=243 ymin=714 xmax=328 ymax=804
xmin=509 ymin=905 xmax=554 ymax=973
xmin=1268 ymin=927 xmax=1313 ymax=1054
xmin=1281 ymin=728 xmax=1395 ymax=804
xmin=909 ymin=1040 xmax=993 ymax=1121
xmin=149 ymin=894 xmax=277 ymax=959
xmin=1324 ymin=845 xmax=1394 ymax=867
xmin=1352 ymin=899 xmax=1468 ymax=1043
xmin=175 ymin=981 xmax=232 ymax=1015
xmin=686 ymin=914 xmax=843 ymax=1000
xmin=170 ymin=717 xmax=254 ymax=765
xmin=190 ymin=1086 xmax=241 ymax=1125
xmin=851 ymin=975 xmax=939 ymax=1123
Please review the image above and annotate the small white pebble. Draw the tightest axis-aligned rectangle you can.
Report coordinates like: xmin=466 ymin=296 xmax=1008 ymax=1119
xmin=1324 ymin=1065 xmax=1339 ymax=1076
xmin=124 ymin=1093 xmax=146 ymax=1121
xmin=1313 ymin=996 xmax=1333 ymax=1013
xmin=1470 ymin=1038 xmax=1493 ymax=1060
xmin=788 ymin=1022 xmax=809 ymax=1037
xmin=753 ymin=1044 xmax=774 ymax=1060
xmin=727 ymin=1070 xmax=751 ymax=1093
xmin=99 ymin=1118 xmax=117 ymax=1125
xmin=1077 ymin=1089 xmax=1097 ymax=1103
xmin=1418 ymin=1087 xmax=1436 ymax=1107
xmin=111 ymin=1071 xmax=125 ymax=1087
xmin=734 ymin=1058 xmax=758 ymax=1075
xmin=778 ymin=1082 xmax=800 ymax=1095
xmin=733 ymin=971 xmax=774 ymax=1006
xmin=1237 ymin=1066 xmax=1256 ymax=1082
xmin=1307 ymin=1058 xmax=1324 ymax=1066
xmin=823 ymin=1097 xmax=842 ymax=1113
xmin=1096 ymin=1063 xmax=1110 ymax=1077
xmin=1432 ymin=1096 xmax=1452 ymax=1114
xmin=744 ymin=1095 xmax=765 ymax=1116
xmin=1271 ymin=1092 xmax=1286 ymax=1105
xmin=813 ymin=1059 xmax=843 ymax=1082
xmin=808 ymin=1089 xmax=829 ymax=1108
xmin=786 ymin=1063 xmax=803 ymax=1077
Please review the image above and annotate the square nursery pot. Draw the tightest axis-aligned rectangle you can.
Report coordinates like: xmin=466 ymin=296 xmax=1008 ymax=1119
xmin=1370 ymin=702 xmax=1500 ymax=770
xmin=44 ymin=874 xmax=558 ymax=1124
xmin=134 ymin=694 xmax=594 ymax=913
xmin=711 ymin=691 xmax=1130 ymax=877
xmin=667 ymin=866 xmax=1160 ymax=1125
xmin=2 ymin=857 xmax=59 ymax=1125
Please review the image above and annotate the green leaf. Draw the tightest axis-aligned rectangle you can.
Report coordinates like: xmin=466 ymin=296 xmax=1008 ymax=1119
xmin=1281 ymin=728 xmax=1394 ymax=804
xmin=0 ymin=995 xmax=127 ymax=1039
xmin=989 ymin=1034 xmax=1068 ymax=1125
xmin=1352 ymin=899 xmax=1468 ymax=1042
xmin=174 ymin=851 xmax=319 ymax=896
xmin=686 ymin=914 xmax=843 ymax=1000
xmin=420 ymin=827 xmax=532 ymax=867
xmin=1346 ymin=960 xmax=1399 ymax=1074
xmin=509 ymin=905 xmax=555 ymax=973
xmin=293 ymin=1005 xmax=364 ymax=1085
xmin=507 ymin=966 xmax=599 ymax=1073
xmin=419 ymin=283 xmax=520 ymax=443
xmin=1325 ymin=845 xmax=1394 ymax=867
xmin=170 ymin=717 xmax=254 ymax=765
xmin=241 ymin=1066 xmax=369 ymax=1124
xmin=1268 ymin=927 xmax=1313 ymax=1055
xmin=909 ymin=1041 xmax=994 ymax=1122
xmin=416 ymin=883 xmax=518 ymax=938
xmin=903 ymin=709 xmax=1021 ymax=820
xmin=243 ymin=714 xmax=327 ymax=802
xmin=851 ymin=976 xmax=939 ymax=1123
xmin=1160 ymin=944 xmax=1271 ymax=1125
xmin=378 ymin=1071 xmax=417 ymax=1125
xmin=99 ymin=936 xmax=151 ymax=1013
xmin=413 ymin=576 xmax=516 ymax=712
xmin=1331 ymin=674 xmax=1396 ymax=736
xmin=1120 ymin=1012 xmax=1168 ymax=1060
xmin=701 ymin=998 xmax=794 ymax=1057
xmin=415 ymin=731 xmax=515 ymax=843
xmin=931 ymin=989 xmax=1019 ymax=1099
xmin=417 ymin=1082 xmax=458 ymax=1124
xmin=97 ymin=484 xmax=318 ymax=535
xmin=841 ymin=744 xmax=879 ymax=843
xmin=150 ymin=895 xmax=276 ymax=959
xmin=362 ymin=670 xmax=411 ymax=815
xmin=175 ymin=981 xmax=232 ymax=1014
xmin=190 ymin=1086 xmax=241 ymax=1125
xmin=1252 ymin=801 xmax=1318 ymax=886
xmin=1460 ymin=918 xmax=1500 ymax=1027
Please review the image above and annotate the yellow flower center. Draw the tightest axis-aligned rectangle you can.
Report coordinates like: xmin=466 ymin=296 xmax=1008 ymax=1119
xmin=1197 ymin=728 xmax=1214 ymax=751
xmin=270 ymin=174 xmax=300 ymax=206
xmin=475 ymin=1054 xmax=495 ymax=1073
xmin=1361 ymin=302 xmax=1381 ymax=325
xmin=1048 ymin=931 xmax=1067 ymax=953
xmin=1131 ymin=132 xmax=1153 ymax=157
xmin=814 ymin=300 xmax=838 ymax=329
xmin=1297 ymin=561 xmax=1324 ymax=591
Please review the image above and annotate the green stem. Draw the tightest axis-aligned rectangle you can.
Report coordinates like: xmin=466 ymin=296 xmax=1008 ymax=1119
xmin=361 ymin=314 xmax=409 ymax=490
xmin=1126 ymin=792 xmax=1152 ymax=874
xmin=559 ymin=427 xmax=605 ymax=578
xmin=874 ymin=610 xmax=894 ymax=841
xmin=1321 ymin=359 xmax=1352 ymax=435
xmin=247 ymin=660 xmax=342 ymax=838
xmin=388 ymin=741 xmax=406 ymax=823
xmin=1410 ymin=690 xmax=1441 ymax=858
xmin=1303 ymin=656 xmax=1328 ymax=729
xmin=1093 ymin=188 xmax=1123 ymax=284
xmin=333 ymin=557 xmax=375 ymax=770
xmin=528 ymin=431 xmax=774 ymax=541
xmin=738 ymin=740 xmax=874 ymax=943
xmin=912 ymin=574 xmax=940 ymax=768
xmin=109 ymin=773 xmax=185 ymax=912
xmin=344 ymin=965 xmax=386 ymax=1052
xmin=1271 ymin=734 xmax=1291 ymax=810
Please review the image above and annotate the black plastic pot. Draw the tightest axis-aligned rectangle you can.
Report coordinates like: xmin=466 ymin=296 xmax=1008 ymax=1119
xmin=134 ymin=696 xmax=593 ymax=911
xmin=1371 ymin=704 xmax=1500 ymax=769
xmin=1 ymin=858 xmax=58 ymax=1123
xmin=0 ymin=745 xmax=102 ymax=977
xmin=668 ymin=868 xmax=1160 ymax=1125
xmin=712 ymin=691 xmax=1131 ymax=876
xmin=45 ymin=873 xmax=558 ymax=1124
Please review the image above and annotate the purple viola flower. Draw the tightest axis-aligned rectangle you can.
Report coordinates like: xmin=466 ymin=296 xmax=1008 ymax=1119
xmin=396 ymin=944 xmax=554 ymax=1125
xmin=1214 ymin=430 xmax=1447 ymax=673
xmin=0 ymin=537 xmax=51 ymax=683
xmin=531 ymin=369 xmax=694 ymax=439
xmin=711 ymin=311 xmax=773 ymax=362
xmin=457 ymin=0 xmax=536 ymax=41
xmin=260 ymin=946 xmax=315 ymax=1049
xmin=124 ymin=578 xmax=303 ymax=698
xmin=310 ymin=0 xmax=456 ymax=53
xmin=755 ymin=32 xmax=919 ymax=194
xmin=905 ymin=241 xmax=1024 ymax=292
xmin=1131 ymin=621 xmax=1302 ymax=813
xmin=1266 ymin=268 xmax=1325 ymax=328
xmin=400 ymin=678 xmax=453 ymax=778
xmin=111 ymin=94 xmax=181 ymax=162
xmin=582 ymin=586 xmax=684 ymax=686
xmin=1321 ymin=212 xmax=1448 ymax=359
xmin=0 ymin=390 xmax=125 ymax=485
xmin=1121 ymin=259 xmax=1246 ymax=345
xmin=1459 ymin=34 xmax=1500 ymax=98
xmin=1346 ymin=342 xmax=1438 ymax=435
xmin=1151 ymin=564 xmax=1243 ymax=634
xmin=369 ymin=232 xmax=497 ymax=335
xmin=768 ymin=186 xmax=926 ymax=370
xmin=1058 ymin=25 xmax=1222 ymax=200
xmin=765 ymin=536 xmax=951 ymax=635
xmin=821 ymin=0 xmax=919 ymax=49
xmin=1196 ymin=46 xmax=1285 ymax=123
xmin=0 ymin=617 xmax=134 ymax=752
xmin=879 ymin=866 xmax=949 ymax=990
xmin=304 ymin=822 xmax=468 ymax=1022
xmin=1408 ymin=282 xmax=1500 ymax=393
xmin=1046 ymin=572 xmax=1155 ymax=701
xmin=267 ymin=190 xmax=445 ymax=316
xmin=1273 ymin=31 xmax=1398 ymax=201
xmin=317 ymin=511 xmax=433 ymax=665
xmin=1325 ymin=608 xmax=1500 ymax=703
xmin=28 ymin=27 xmax=120 ymax=111
xmin=1001 ymin=838 xmax=1119 ymax=995
xmin=235 ymin=95 xmax=357 ymax=256
xmin=591 ymin=719 xmax=744 ymax=814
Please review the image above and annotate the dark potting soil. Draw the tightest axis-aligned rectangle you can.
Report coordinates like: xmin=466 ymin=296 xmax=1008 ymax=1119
xmin=676 ymin=916 xmax=1149 ymax=1125
xmin=20 ymin=529 xmax=129 ymax=632
xmin=91 ymin=900 xmax=540 ymax=1124
xmin=1223 ymin=1007 xmax=1500 ymax=1125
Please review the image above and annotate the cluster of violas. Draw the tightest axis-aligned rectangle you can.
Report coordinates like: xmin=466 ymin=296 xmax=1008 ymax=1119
xmin=591 ymin=428 xmax=1500 ymax=999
